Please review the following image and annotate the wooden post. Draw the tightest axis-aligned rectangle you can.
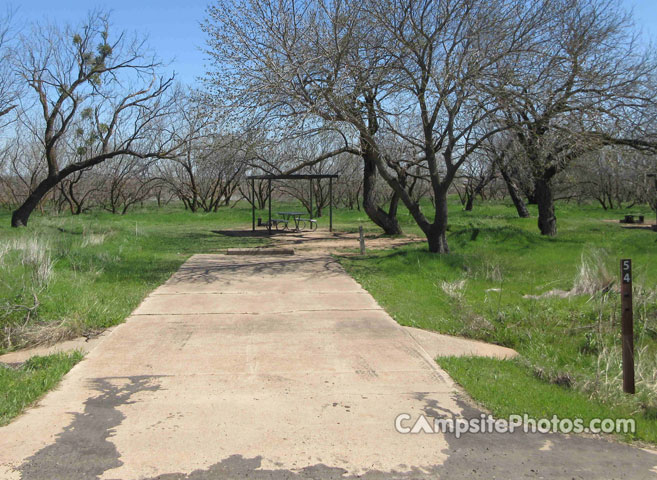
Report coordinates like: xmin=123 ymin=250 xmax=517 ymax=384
xmin=329 ymin=177 xmax=333 ymax=232
xmin=359 ymin=225 xmax=365 ymax=255
xmin=268 ymin=178 xmax=272 ymax=234
xmin=251 ymin=178 xmax=255 ymax=232
xmin=309 ymin=178 xmax=313 ymax=219
xmin=620 ymin=259 xmax=635 ymax=394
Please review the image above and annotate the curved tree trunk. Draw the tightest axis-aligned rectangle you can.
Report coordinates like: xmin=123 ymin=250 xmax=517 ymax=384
xmin=535 ymin=177 xmax=557 ymax=236
xmin=498 ymin=164 xmax=530 ymax=218
xmin=11 ymin=176 xmax=60 ymax=227
xmin=362 ymin=153 xmax=402 ymax=235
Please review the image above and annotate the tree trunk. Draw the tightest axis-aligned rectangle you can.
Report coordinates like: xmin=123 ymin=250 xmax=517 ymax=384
xmin=362 ymin=154 xmax=402 ymax=235
xmin=464 ymin=193 xmax=474 ymax=211
xmin=535 ymin=177 xmax=557 ymax=236
xmin=427 ymin=188 xmax=449 ymax=253
xmin=11 ymin=176 xmax=59 ymax=227
xmin=499 ymin=164 xmax=530 ymax=218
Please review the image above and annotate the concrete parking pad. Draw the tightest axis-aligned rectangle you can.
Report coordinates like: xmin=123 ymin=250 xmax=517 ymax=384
xmin=0 ymin=254 xmax=656 ymax=479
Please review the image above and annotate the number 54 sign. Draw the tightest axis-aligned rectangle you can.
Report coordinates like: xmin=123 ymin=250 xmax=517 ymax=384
xmin=620 ymin=259 xmax=634 ymax=395
xmin=622 ymin=259 xmax=632 ymax=284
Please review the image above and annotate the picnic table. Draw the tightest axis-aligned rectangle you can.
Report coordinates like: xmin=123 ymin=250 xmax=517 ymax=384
xmin=277 ymin=211 xmax=317 ymax=231
xmin=621 ymin=214 xmax=645 ymax=224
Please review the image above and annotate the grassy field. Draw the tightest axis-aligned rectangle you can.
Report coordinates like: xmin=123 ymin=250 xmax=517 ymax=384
xmin=339 ymin=199 xmax=657 ymax=444
xmin=1 ymin=198 xmax=656 ymax=444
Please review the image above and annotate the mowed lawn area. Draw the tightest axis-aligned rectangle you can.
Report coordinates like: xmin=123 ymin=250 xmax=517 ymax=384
xmin=1 ymin=199 xmax=656 ymax=445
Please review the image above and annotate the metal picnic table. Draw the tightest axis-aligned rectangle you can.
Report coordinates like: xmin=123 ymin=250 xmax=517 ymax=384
xmin=276 ymin=212 xmax=317 ymax=231
xmin=277 ymin=211 xmax=306 ymax=231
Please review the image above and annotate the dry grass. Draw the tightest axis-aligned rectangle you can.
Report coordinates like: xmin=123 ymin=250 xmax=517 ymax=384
xmin=81 ymin=230 xmax=108 ymax=247
xmin=579 ymin=279 xmax=657 ymax=413
xmin=0 ymin=237 xmax=57 ymax=350
xmin=440 ymin=278 xmax=467 ymax=299
xmin=10 ymin=237 xmax=54 ymax=288
xmin=1 ymin=321 xmax=80 ymax=350
xmin=572 ymin=247 xmax=615 ymax=296
xmin=524 ymin=248 xmax=616 ymax=299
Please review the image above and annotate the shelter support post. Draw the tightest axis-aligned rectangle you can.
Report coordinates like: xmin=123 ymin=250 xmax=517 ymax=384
xmin=251 ymin=178 xmax=255 ymax=231
xmin=329 ymin=177 xmax=333 ymax=232
xmin=268 ymin=179 xmax=272 ymax=234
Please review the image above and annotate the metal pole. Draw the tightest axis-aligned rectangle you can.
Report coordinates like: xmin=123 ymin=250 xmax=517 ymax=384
xmin=620 ymin=259 xmax=635 ymax=394
xmin=251 ymin=178 xmax=255 ymax=231
xmin=329 ymin=177 xmax=333 ymax=232
xmin=309 ymin=178 xmax=313 ymax=218
xmin=268 ymin=178 xmax=272 ymax=234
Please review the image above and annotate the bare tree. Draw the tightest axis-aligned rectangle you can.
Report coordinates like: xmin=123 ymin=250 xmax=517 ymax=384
xmin=204 ymin=0 xmax=404 ymax=234
xmin=0 ymin=135 xmax=47 ymax=209
xmin=332 ymin=153 xmax=363 ymax=210
xmin=357 ymin=0 xmax=544 ymax=252
xmin=486 ymin=136 xmax=531 ymax=217
xmin=571 ymin=148 xmax=657 ymax=210
xmin=493 ymin=0 xmax=657 ymax=235
xmin=160 ymin=94 xmax=251 ymax=212
xmin=9 ymin=12 xmax=179 ymax=227
xmin=0 ymin=9 xmax=19 ymax=128
xmin=99 ymin=156 xmax=161 ymax=214
xmin=57 ymin=169 xmax=103 ymax=215
xmin=456 ymin=155 xmax=497 ymax=211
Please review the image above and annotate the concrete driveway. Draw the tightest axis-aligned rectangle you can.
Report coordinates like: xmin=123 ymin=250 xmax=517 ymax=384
xmin=0 ymin=254 xmax=655 ymax=479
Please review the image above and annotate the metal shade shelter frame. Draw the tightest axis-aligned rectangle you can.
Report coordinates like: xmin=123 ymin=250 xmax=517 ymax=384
xmin=246 ymin=173 xmax=339 ymax=233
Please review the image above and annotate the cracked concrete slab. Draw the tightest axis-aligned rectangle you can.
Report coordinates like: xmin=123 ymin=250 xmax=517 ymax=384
xmin=0 ymin=254 xmax=656 ymax=479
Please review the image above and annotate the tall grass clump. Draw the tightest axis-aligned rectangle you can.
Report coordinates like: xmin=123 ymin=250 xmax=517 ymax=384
xmin=0 ymin=236 xmax=57 ymax=349
xmin=572 ymin=247 xmax=615 ymax=296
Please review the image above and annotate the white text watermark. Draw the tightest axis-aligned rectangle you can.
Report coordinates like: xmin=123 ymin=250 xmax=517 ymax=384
xmin=395 ymin=414 xmax=635 ymax=438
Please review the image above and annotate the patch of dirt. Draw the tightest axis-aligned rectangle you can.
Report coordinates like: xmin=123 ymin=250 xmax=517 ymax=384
xmin=218 ymin=228 xmax=425 ymax=255
xmin=523 ymin=289 xmax=575 ymax=300
xmin=602 ymin=219 xmax=657 ymax=230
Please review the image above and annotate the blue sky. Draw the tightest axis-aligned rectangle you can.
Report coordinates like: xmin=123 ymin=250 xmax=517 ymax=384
xmin=11 ymin=0 xmax=657 ymax=87
xmin=12 ymin=0 xmax=209 ymax=86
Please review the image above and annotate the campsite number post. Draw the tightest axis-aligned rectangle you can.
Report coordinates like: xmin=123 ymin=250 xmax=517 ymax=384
xmin=620 ymin=259 xmax=635 ymax=394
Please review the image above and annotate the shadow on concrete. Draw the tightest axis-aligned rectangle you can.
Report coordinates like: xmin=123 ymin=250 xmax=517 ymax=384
xmin=19 ymin=376 xmax=162 ymax=480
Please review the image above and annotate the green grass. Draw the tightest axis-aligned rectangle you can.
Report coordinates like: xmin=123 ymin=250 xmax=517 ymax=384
xmin=339 ymin=198 xmax=657 ymax=444
xmin=438 ymin=356 xmax=657 ymax=443
xmin=0 ymin=205 xmax=268 ymax=351
xmin=0 ymin=351 xmax=83 ymax=426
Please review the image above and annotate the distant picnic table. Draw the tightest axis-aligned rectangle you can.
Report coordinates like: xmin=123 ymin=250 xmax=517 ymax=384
xmin=621 ymin=214 xmax=645 ymax=224
xmin=277 ymin=211 xmax=317 ymax=231
xmin=278 ymin=211 xmax=305 ymax=231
